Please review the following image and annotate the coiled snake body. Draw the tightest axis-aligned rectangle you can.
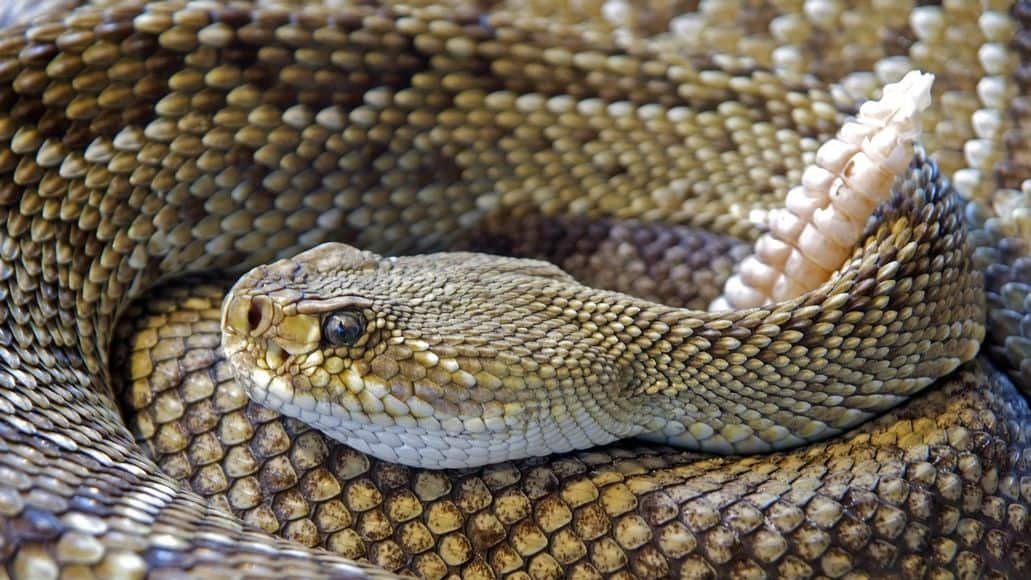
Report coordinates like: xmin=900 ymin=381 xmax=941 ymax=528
xmin=0 ymin=1 xmax=1028 ymax=579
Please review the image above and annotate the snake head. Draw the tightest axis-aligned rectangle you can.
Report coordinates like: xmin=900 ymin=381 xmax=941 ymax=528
xmin=221 ymin=242 xmax=647 ymax=468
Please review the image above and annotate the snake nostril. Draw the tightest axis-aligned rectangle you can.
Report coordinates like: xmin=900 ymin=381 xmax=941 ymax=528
xmin=247 ymin=301 xmax=264 ymax=332
xmin=246 ymin=296 xmax=274 ymax=336
xmin=225 ymin=294 xmax=273 ymax=337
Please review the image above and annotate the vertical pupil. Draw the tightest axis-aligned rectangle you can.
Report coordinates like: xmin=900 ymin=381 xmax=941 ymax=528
xmin=247 ymin=303 xmax=262 ymax=331
xmin=326 ymin=311 xmax=363 ymax=345
xmin=337 ymin=318 xmax=353 ymax=339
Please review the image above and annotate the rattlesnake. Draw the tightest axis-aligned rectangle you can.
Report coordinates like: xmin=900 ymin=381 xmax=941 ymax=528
xmin=0 ymin=1 xmax=1028 ymax=579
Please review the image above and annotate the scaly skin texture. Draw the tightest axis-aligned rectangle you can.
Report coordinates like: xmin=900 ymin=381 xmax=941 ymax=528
xmin=117 ymin=167 xmax=1027 ymax=576
xmin=0 ymin=1 xmax=1028 ymax=579
xmin=118 ymin=286 xmax=1031 ymax=578
xmin=218 ymin=159 xmax=984 ymax=468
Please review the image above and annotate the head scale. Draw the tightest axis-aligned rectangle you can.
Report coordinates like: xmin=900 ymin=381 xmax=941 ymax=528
xmin=220 ymin=242 xmax=649 ymax=468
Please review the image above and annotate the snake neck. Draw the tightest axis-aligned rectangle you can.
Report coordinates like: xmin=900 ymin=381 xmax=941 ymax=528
xmin=617 ymin=163 xmax=985 ymax=453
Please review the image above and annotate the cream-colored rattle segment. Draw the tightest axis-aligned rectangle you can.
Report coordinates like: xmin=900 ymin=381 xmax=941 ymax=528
xmin=711 ymin=70 xmax=935 ymax=311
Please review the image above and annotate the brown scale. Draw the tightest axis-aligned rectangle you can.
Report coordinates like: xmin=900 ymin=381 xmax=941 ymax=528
xmin=0 ymin=1 xmax=1026 ymax=579
xmin=114 ymin=274 xmax=1029 ymax=578
xmin=966 ymin=0 xmax=1031 ymax=396
xmin=113 ymin=160 xmax=1025 ymax=579
xmin=1004 ymin=19 xmax=1028 ymax=192
xmin=970 ymin=211 xmax=1031 ymax=394
xmin=463 ymin=215 xmax=751 ymax=310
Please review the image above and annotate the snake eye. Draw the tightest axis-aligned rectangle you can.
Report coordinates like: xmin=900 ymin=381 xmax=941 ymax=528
xmin=322 ymin=310 xmax=366 ymax=346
